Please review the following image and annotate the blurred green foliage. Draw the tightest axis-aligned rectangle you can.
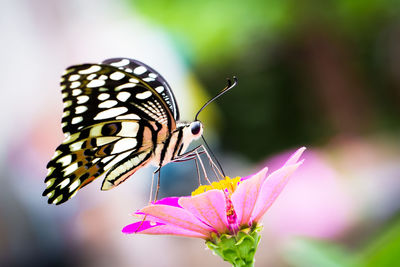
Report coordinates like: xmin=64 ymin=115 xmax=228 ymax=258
xmin=129 ymin=0 xmax=400 ymax=161
xmin=282 ymin=217 xmax=400 ymax=267
xmin=283 ymin=238 xmax=354 ymax=267
xmin=130 ymin=0 xmax=399 ymax=62
xmin=356 ymin=217 xmax=400 ymax=267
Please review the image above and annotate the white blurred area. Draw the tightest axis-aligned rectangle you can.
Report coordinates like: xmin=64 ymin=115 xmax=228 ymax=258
xmin=1 ymin=1 xmax=400 ymax=267
xmin=0 ymin=1 xmax=223 ymax=267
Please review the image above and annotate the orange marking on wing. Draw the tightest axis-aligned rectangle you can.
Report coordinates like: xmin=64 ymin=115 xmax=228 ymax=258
xmin=77 ymin=176 xmax=96 ymax=190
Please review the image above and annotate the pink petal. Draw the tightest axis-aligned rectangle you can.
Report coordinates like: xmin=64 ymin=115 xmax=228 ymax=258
xmin=153 ymin=197 xmax=181 ymax=207
xmin=122 ymin=220 xmax=165 ymax=233
xmin=122 ymin=221 xmax=207 ymax=239
xmin=231 ymin=166 xmax=269 ymax=226
xmin=283 ymin=147 xmax=306 ymax=167
xmin=250 ymin=160 xmax=304 ymax=223
xmin=139 ymin=204 xmax=214 ymax=235
xmin=178 ymin=190 xmax=229 ymax=233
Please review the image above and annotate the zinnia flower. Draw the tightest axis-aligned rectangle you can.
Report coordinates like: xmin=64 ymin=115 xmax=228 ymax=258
xmin=123 ymin=147 xmax=305 ymax=267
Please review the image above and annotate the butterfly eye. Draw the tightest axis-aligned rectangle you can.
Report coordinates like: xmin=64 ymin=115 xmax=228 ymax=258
xmin=190 ymin=121 xmax=202 ymax=135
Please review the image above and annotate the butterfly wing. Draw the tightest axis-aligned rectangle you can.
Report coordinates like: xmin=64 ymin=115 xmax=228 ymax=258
xmin=60 ymin=60 xmax=177 ymax=135
xmin=102 ymin=58 xmax=180 ymax=121
xmin=44 ymin=59 xmax=178 ymax=204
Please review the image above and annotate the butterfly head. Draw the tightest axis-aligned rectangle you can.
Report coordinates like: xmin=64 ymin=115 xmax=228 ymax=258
xmin=179 ymin=121 xmax=203 ymax=142
xmin=190 ymin=121 xmax=203 ymax=137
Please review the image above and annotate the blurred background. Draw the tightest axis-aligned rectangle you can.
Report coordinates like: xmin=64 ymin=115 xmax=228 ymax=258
xmin=1 ymin=0 xmax=400 ymax=266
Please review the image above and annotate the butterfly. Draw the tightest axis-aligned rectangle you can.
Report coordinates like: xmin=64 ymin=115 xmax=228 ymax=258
xmin=43 ymin=58 xmax=236 ymax=205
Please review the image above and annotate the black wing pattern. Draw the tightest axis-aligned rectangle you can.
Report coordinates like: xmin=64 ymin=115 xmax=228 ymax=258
xmin=43 ymin=58 xmax=179 ymax=205
xmin=102 ymin=58 xmax=179 ymax=121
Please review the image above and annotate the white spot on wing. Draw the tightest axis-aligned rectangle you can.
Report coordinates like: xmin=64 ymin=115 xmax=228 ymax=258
xmin=64 ymin=162 xmax=79 ymax=176
xmin=116 ymin=83 xmax=136 ymax=90
xmin=57 ymin=155 xmax=72 ymax=167
xmin=129 ymin=78 xmax=139 ymax=83
xmin=136 ymin=91 xmax=152 ymax=99
xmin=52 ymin=150 xmax=62 ymax=159
xmin=94 ymin=107 xmax=128 ymax=120
xmin=134 ymin=66 xmax=147 ymax=75
xmin=112 ymin=138 xmax=137 ymax=154
xmin=117 ymin=91 xmax=131 ymax=102
xmin=69 ymin=180 xmax=81 ymax=192
xmin=119 ymin=122 xmax=139 ymax=137
xmin=46 ymin=177 xmax=55 ymax=186
xmin=96 ymin=137 xmax=120 ymax=146
xmin=116 ymin=114 xmax=141 ymax=120
xmin=77 ymin=95 xmax=89 ymax=104
xmin=101 ymin=156 xmax=114 ymax=163
xmin=104 ymin=150 xmax=132 ymax=170
xmin=87 ymin=74 xmax=97 ymax=80
xmin=47 ymin=190 xmax=55 ymax=198
xmin=110 ymin=72 xmax=125 ymax=80
xmin=58 ymin=178 xmax=70 ymax=189
xmin=155 ymin=86 xmax=164 ymax=93
xmin=98 ymin=100 xmax=118 ymax=108
xmin=53 ymin=195 xmax=63 ymax=204
xmin=75 ymin=106 xmax=88 ymax=114
xmin=110 ymin=59 xmax=129 ymax=67
xmin=69 ymin=140 xmax=84 ymax=151
xmin=63 ymin=132 xmax=80 ymax=144
xmin=64 ymin=100 xmax=73 ymax=108
xmin=79 ymin=65 xmax=101 ymax=74
xmin=63 ymin=110 xmax=70 ymax=118
xmin=71 ymin=116 xmax=83 ymax=124
xmin=90 ymin=124 xmax=102 ymax=137
xmin=70 ymin=81 xmax=81 ymax=89
xmin=72 ymin=89 xmax=82 ymax=96
xmin=87 ymin=79 xmax=105 ymax=88
xmin=98 ymin=93 xmax=110 ymax=100
xmin=68 ymin=74 xmax=80 ymax=81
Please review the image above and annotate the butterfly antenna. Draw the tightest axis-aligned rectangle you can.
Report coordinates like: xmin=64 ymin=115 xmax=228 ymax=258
xmin=194 ymin=76 xmax=237 ymax=121
xmin=195 ymin=76 xmax=237 ymax=178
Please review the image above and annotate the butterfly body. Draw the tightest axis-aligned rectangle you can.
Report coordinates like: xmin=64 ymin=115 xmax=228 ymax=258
xmin=43 ymin=58 xmax=203 ymax=205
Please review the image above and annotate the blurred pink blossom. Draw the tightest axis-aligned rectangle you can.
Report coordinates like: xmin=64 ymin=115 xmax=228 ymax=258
xmin=262 ymin=148 xmax=355 ymax=239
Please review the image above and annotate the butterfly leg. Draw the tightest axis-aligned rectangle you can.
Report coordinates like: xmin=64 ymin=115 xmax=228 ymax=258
xmin=138 ymin=167 xmax=161 ymax=233
xmin=177 ymin=144 xmax=224 ymax=180
xmin=155 ymin=166 xmax=162 ymax=202
xmin=194 ymin=156 xmax=201 ymax=186
xmin=174 ymin=145 xmax=219 ymax=184
xmin=149 ymin=166 xmax=162 ymax=203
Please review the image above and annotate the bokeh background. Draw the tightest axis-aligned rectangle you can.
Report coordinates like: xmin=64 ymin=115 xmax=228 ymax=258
xmin=1 ymin=0 xmax=400 ymax=266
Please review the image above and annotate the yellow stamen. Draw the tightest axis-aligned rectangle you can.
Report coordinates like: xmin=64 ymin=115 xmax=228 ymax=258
xmin=192 ymin=176 xmax=241 ymax=196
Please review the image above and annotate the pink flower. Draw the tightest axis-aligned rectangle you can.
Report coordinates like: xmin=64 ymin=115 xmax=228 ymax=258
xmin=123 ymin=147 xmax=305 ymax=239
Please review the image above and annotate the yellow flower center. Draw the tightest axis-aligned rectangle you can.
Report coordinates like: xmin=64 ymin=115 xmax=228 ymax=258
xmin=191 ymin=176 xmax=241 ymax=196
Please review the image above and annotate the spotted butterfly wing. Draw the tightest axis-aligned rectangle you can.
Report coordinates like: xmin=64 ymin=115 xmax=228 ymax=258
xmin=43 ymin=58 xmax=179 ymax=205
